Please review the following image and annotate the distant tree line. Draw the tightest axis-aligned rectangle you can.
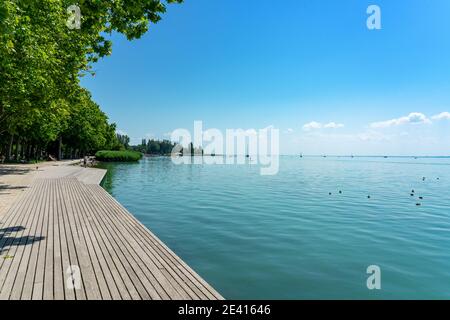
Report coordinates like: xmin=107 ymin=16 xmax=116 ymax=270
xmin=0 ymin=0 xmax=182 ymax=163
xmin=131 ymin=139 xmax=177 ymax=155
xmin=131 ymin=139 xmax=204 ymax=156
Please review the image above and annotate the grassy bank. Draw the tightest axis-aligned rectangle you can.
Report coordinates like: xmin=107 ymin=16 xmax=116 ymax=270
xmin=95 ymin=150 xmax=143 ymax=162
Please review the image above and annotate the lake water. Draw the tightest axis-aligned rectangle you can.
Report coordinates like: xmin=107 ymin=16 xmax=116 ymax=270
xmin=98 ymin=156 xmax=450 ymax=299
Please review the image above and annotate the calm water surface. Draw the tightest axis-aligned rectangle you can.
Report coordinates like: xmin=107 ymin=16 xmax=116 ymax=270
xmin=98 ymin=156 xmax=450 ymax=299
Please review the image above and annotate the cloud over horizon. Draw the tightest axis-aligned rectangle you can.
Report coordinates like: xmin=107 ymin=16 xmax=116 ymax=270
xmin=302 ymin=121 xmax=345 ymax=131
xmin=432 ymin=112 xmax=450 ymax=121
xmin=369 ymin=111 xmax=450 ymax=129
xmin=370 ymin=112 xmax=432 ymax=129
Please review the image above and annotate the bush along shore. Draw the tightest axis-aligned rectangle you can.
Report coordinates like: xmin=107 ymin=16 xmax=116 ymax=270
xmin=95 ymin=150 xmax=143 ymax=162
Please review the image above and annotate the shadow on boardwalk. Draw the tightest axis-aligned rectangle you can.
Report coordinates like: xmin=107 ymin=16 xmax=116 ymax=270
xmin=0 ymin=166 xmax=32 ymax=195
xmin=0 ymin=167 xmax=32 ymax=176
xmin=0 ymin=226 xmax=45 ymax=256
xmin=0 ymin=184 xmax=29 ymax=196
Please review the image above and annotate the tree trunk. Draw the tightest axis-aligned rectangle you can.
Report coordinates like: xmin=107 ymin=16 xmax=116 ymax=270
xmin=58 ymin=136 xmax=62 ymax=160
xmin=7 ymin=135 xmax=13 ymax=160
xmin=15 ymin=139 xmax=20 ymax=160
xmin=27 ymin=144 xmax=32 ymax=160
xmin=21 ymin=143 xmax=26 ymax=159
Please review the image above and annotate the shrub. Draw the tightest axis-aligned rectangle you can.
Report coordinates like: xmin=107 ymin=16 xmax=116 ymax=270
xmin=95 ymin=150 xmax=143 ymax=162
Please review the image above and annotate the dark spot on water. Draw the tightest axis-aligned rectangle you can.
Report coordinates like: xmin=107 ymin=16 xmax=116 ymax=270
xmin=416 ymin=203 xmax=422 ymax=206
xmin=339 ymin=191 xmax=342 ymax=194
xmin=419 ymin=197 xmax=423 ymax=200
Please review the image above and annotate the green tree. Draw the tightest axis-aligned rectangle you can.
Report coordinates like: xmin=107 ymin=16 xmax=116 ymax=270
xmin=0 ymin=0 xmax=182 ymax=160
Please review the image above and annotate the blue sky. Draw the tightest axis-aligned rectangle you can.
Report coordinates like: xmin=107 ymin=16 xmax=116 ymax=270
xmin=81 ymin=0 xmax=450 ymax=155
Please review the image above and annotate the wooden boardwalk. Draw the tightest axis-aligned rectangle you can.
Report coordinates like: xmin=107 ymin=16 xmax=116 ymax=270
xmin=0 ymin=175 xmax=222 ymax=300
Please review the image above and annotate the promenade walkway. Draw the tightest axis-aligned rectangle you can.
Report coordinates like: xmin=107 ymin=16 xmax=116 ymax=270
xmin=0 ymin=165 xmax=222 ymax=300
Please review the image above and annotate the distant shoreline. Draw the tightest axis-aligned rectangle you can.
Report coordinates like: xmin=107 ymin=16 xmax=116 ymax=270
xmin=298 ymin=155 xmax=450 ymax=158
xmin=141 ymin=154 xmax=450 ymax=159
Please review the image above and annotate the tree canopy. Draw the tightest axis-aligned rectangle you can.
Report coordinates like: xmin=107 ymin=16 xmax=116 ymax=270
xmin=0 ymin=0 xmax=182 ymax=161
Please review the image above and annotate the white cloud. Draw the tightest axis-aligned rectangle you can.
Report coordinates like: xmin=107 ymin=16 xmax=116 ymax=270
xmin=302 ymin=121 xmax=344 ymax=131
xmin=302 ymin=121 xmax=322 ymax=131
xmin=370 ymin=112 xmax=431 ymax=129
xmin=432 ymin=112 xmax=450 ymax=121
xmin=324 ymin=122 xmax=345 ymax=129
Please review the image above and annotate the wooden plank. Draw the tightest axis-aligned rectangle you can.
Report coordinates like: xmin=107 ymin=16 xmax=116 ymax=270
xmin=0 ymin=182 xmax=34 ymax=245
xmin=63 ymin=178 xmax=111 ymax=299
xmin=99 ymin=185 xmax=223 ymax=299
xmin=69 ymin=181 xmax=155 ymax=299
xmin=0 ymin=181 xmax=42 ymax=297
xmin=53 ymin=179 xmax=64 ymax=300
xmin=60 ymin=178 xmax=101 ymax=300
xmin=64 ymin=179 xmax=125 ymax=300
xmin=0 ymin=180 xmax=46 ymax=299
xmin=32 ymin=179 xmax=51 ymax=300
xmin=0 ymin=181 xmax=39 ymax=250
xmin=55 ymin=178 xmax=87 ymax=300
xmin=85 ymin=185 xmax=188 ymax=299
xmin=87 ymin=185 xmax=200 ymax=299
xmin=64 ymin=178 xmax=138 ymax=300
xmin=42 ymin=178 xmax=55 ymax=300
xmin=72 ymin=168 xmax=107 ymax=185
xmin=1 ymin=171 xmax=222 ymax=300
xmin=9 ymin=179 xmax=48 ymax=300
xmin=85 ymin=186 xmax=223 ymax=299
xmin=21 ymin=180 xmax=49 ymax=299
xmin=75 ymin=181 xmax=174 ymax=300
xmin=54 ymin=179 xmax=76 ymax=300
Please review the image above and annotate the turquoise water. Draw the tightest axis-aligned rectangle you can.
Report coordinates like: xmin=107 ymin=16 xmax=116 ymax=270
xmin=98 ymin=156 xmax=450 ymax=299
